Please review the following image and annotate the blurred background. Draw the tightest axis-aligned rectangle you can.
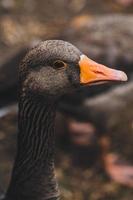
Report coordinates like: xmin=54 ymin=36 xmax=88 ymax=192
xmin=0 ymin=0 xmax=133 ymax=199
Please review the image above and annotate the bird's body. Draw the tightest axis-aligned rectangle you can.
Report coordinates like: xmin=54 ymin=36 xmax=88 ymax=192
xmin=2 ymin=40 xmax=127 ymax=200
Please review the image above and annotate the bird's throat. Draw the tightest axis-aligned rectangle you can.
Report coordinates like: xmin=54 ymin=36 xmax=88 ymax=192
xmin=6 ymin=96 xmax=59 ymax=200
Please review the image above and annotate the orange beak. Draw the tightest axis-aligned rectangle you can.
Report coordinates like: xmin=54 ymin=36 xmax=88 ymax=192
xmin=79 ymin=55 xmax=128 ymax=85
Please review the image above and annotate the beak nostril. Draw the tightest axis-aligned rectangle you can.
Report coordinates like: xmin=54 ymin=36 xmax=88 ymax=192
xmin=93 ymin=70 xmax=105 ymax=76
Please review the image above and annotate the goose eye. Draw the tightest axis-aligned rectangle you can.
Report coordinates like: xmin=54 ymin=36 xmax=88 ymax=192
xmin=53 ymin=60 xmax=67 ymax=69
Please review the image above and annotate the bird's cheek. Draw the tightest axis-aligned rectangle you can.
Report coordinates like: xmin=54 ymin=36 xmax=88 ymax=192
xmin=66 ymin=67 xmax=80 ymax=88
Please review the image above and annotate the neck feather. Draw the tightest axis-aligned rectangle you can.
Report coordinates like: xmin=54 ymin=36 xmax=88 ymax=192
xmin=6 ymin=96 xmax=59 ymax=200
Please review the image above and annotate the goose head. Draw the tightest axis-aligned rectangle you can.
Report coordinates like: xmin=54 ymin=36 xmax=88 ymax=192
xmin=20 ymin=40 xmax=127 ymax=99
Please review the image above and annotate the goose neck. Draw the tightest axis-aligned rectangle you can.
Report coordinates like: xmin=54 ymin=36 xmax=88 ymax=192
xmin=6 ymin=96 xmax=59 ymax=200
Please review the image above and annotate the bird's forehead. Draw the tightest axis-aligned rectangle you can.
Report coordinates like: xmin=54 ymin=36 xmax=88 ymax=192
xmin=40 ymin=40 xmax=81 ymax=62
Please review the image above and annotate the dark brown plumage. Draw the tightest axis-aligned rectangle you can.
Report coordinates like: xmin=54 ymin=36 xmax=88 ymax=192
xmin=2 ymin=40 xmax=127 ymax=200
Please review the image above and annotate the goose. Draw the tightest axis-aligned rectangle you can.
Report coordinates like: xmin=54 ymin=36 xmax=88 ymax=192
xmin=2 ymin=40 xmax=127 ymax=200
